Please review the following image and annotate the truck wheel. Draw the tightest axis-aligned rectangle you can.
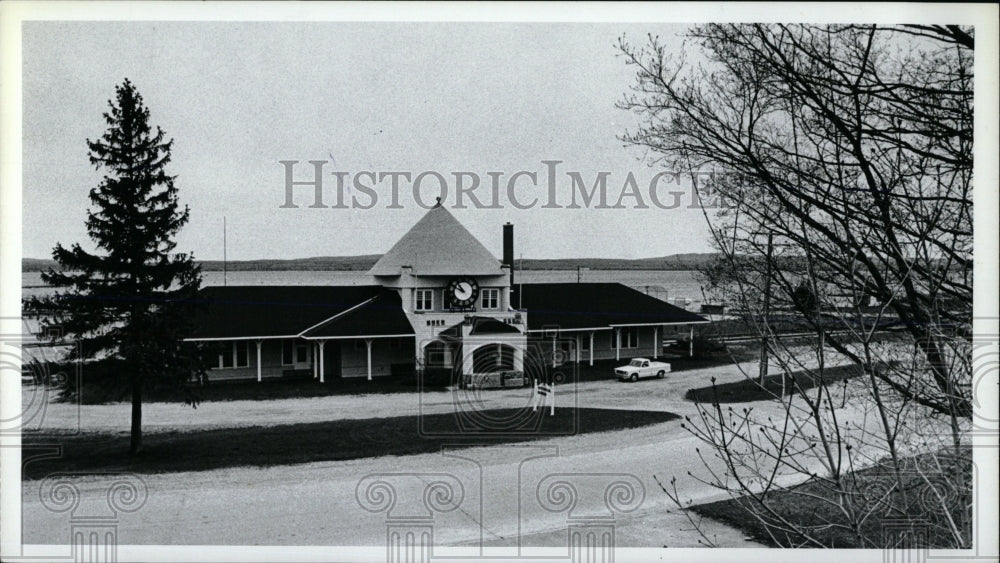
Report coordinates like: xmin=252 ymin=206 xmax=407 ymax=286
xmin=630 ymin=373 xmax=638 ymax=382
xmin=657 ymin=370 xmax=665 ymax=379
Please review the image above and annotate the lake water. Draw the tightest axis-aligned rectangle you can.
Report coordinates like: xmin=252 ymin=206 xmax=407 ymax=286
xmin=22 ymin=269 xmax=706 ymax=309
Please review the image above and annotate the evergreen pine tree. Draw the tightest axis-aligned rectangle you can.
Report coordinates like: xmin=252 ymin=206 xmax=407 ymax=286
xmin=27 ymin=79 xmax=202 ymax=454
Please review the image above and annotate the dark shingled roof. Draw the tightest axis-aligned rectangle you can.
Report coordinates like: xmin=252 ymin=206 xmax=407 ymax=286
xmin=189 ymin=286 xmax=386 ymax=339
xmin=439 ymin=321 xmax=463 ymax=340
xmin=303 ymin=291 xmax=413 ymax=338
xmin=189 ymin=282 xmax=705 ymax=340
xmin=512 ymin=283 xmax=708 ymax=331
xmin=439 ymin=316 xmax=523 ymax=339
xmin=469 ymin=317 xmax=521 ymax=335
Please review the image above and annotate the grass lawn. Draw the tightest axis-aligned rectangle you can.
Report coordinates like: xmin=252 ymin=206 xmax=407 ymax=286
xmin=690 ymin=447 xmax=972 ymax=548
xmin=185 ymin=375 xmax=449 ymax=400
xmin=62 ymin=373 xmax=450 ymax=405
xmin=684 ymin=363 xmax=863 ymax=404
xmin=22 ymin=407 xmax=679 ymax=480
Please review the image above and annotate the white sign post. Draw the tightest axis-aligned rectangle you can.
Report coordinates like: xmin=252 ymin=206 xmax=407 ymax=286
xmin=532 ymin=379 xmax=539 ymax=412
xmin=534 ymin=382 xmax=554 ymax=416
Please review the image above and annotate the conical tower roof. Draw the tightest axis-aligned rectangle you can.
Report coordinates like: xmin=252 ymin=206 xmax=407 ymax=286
xmin=369 ymin=204 xmax=503 ymax=276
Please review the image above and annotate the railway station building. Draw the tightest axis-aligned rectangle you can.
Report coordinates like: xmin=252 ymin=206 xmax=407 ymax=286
xmin=186 ymin=204 xmax=708 ymax=384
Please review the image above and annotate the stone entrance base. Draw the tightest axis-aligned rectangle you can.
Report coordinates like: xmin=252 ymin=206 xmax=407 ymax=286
xmin=464 ymin=371 xmax=525 ymax=389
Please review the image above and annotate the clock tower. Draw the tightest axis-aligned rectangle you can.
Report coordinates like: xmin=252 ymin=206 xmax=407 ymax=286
xmin=368 ymin=204 xmax=526 ymax=385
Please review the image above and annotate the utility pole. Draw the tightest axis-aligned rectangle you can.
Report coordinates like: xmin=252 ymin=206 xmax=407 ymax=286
xmin=223 ymin=216 xmax=228 ymax=287
xmin=519 ymin=253 xmax=523 ymax=302
xmin=759 ymin=232 xmax=773 ymax=384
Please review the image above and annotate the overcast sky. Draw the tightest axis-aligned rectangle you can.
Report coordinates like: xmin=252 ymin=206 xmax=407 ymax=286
xmin=22 ymin=21 xmax=714 ymax=261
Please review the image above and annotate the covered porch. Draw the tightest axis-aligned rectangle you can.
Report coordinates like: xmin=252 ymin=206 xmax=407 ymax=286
xmin=187 ymin=337 xmax=313 ymax=383
xmin=188 ymin=335 xmax=417 ymax=384
xmin=302 ymin=336 xmax=415 ymax=382
xmin=531 ymin=321 xmax=707 ymax=368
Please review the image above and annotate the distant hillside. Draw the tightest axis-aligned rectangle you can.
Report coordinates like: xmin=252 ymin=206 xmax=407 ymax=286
xmin=23 ymin=253 xmax=718 ymax=272
xmin=517 ymin=253 xmax=717 ymax=271
xmin=23 ymin=258 xmax=57 ymax=272
xmin=197 ymin=255 xmax=383 ymax=272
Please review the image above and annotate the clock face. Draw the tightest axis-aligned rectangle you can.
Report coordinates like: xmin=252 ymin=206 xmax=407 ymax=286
xmin=455 ymin=282 xmax=474 ymax=301
xmin=447 ymin=277 xmax=479 ymax=308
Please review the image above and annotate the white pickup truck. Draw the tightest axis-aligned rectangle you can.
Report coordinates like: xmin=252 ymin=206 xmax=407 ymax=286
xmin=615 ymin=358 xmax=671 ymax=382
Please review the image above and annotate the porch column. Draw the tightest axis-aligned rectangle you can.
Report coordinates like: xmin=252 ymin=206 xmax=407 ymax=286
xmin=689 ymin=326 xmax=694 ymax=358
xmin=319 ymin=340 xmax=326 ymax=383
xmin=575 ymin=334 xmax=581 ymax=363
xmin=313 ymin=343 xmax=318 ymax=379
xmin=588 ymin=331 xmax=594 ymax=366
xmin=653 ymin=327 xmax=658 ymax=360
xmin=615 ymin=328 xmax=621 ymax=361
xmin=462 ymin=343 xmax=476 ymax=378
xmin=255 ymin=340 xmax=262 ymax=383
xmin=366 ymin=338 xmax=373 ymax=381
xmin=552 ymin=334 xmax=557 ymax=368
xmin=513 ymin=345 xmax=524 ymax=371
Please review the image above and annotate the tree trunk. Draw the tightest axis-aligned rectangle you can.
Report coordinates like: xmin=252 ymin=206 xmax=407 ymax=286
xmin=758 ymin=232 xmax=773 ymax=384
xmin=129 ymin=377 xmax=143 ymax=454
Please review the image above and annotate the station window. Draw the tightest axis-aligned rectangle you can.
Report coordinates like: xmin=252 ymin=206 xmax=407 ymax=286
xmin=621 ymin=328 xmax=639 ymax=349
xmin=427 ymin=348 xmax=451 ymax=367
xmin=234 ymin=341 xmax=250 ymax=367
xmin=415 ymin=289 xmax=434 ymax=311
xmin=481 ymin=288 xmax=499 ymax=309
xmin=612 ymin=328 xmax=639 ymax=349
xmin=220 ymin=344 xmax=234 ymax=368
xmin=282 ymin=340 xmax=309 ymax=365
xmin=220 ymin=341 xmax=251 ymax=369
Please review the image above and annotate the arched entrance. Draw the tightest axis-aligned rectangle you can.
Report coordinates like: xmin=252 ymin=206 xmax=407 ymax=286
xmin=472 ymin=343 xmax=516 ymax=372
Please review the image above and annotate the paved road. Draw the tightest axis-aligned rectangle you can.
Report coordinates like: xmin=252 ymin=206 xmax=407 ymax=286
xmin=20 ymin=355 xmax=863 ymax=550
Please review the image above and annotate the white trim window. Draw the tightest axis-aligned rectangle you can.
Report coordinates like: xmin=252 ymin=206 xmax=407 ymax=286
xmin=415 ymin=289 xmax=434 ymax=311
xmin=219 ymin=341 xmax=251 ymax=369
xmin=481 ymin=288 xmax=499 ymax=310
xmin=282 ymin=340 xmax=309 ymax=365
xmin=621 ymin=327 xmax=639 ymax=349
